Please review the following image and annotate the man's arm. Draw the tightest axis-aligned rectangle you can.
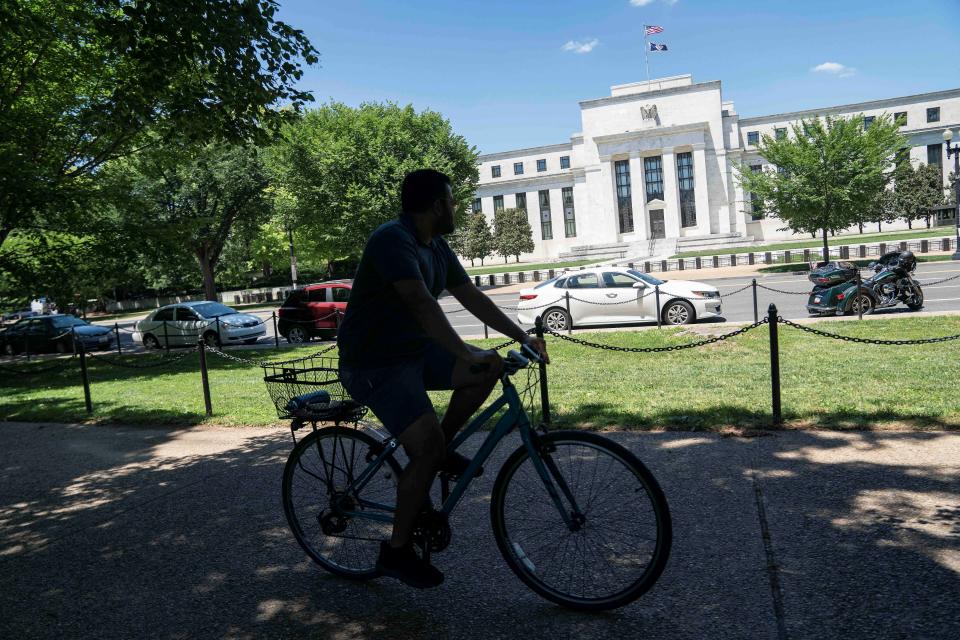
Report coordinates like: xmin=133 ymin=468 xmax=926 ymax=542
xmin=393 ymin=279 xmax=477 ymax=361
xmin=448 ymin=281 xmax=549 ymax=361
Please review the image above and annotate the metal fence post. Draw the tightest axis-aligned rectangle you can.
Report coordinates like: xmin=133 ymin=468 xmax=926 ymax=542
xmin=163 ymin=321 xmax=170 ymax=353
xmin=655 ymin=285 xmax=662 ymax=329
xmin=79 ymin=342 xmax=93 ymax=413
xmin=272 ymin=311 xmax=280 ymax=348
xmin=198 ymin=339 xmax=213 ymax=417
xmin=115 ymin=323 xmax=122 ymax=356
xmin=483 ymin=323 xmax=488 ymax=339
xmin=535 ymin=315 xmax=551 ymax=426
xmin=564 ymin=291 xmax=572 ymax=335
xmin=856 ymin=269 xmax=863 ymax=321
xmin=768 ymin=304 xmax=782 ymax=427
xmin=752 ymin=279 xmax=759 ymax=324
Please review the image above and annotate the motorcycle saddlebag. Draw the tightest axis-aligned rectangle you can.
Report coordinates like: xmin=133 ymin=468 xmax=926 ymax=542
xmin=808 ymin=261 xmax=858 ymax=287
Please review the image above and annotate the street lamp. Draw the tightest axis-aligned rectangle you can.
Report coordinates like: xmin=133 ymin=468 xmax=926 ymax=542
xmin=287 ymin=226 xmax=298 ymax=289
xmin=944 ymin=128 xmax=960 ymax=260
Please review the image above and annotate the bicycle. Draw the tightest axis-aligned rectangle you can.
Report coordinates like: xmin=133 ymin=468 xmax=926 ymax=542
xmin=262 ymin=346 xmax=672 ymax=611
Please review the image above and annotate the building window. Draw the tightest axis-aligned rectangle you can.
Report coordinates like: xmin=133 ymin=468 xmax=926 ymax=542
xmin=491 ymin=165 xmax=501 ymax=178
xmin=747 ymin=131 xmax=759 ymax=146
xmin=472 ymin=198 xmax=482 ymax=214
xmin=676 ymin=152 xmax=697 ymax=228
xmin=643 ymin=156 xmax=664 ymax=202
xmin=493 ymin=195 xmax=504 ymax=212
xmin=513 ymin=162 xmax=523 ymax=175
xmin=894 ymin=111 xmax=907 ymax=126
xmin=775 ymin=127 xmax=787 ymax=140
xmin=927 ymin=107 xmax=940 ymax=123
xmin=562 ymin=186 xmax=576 ymax=237
xmin=614 ymin=159 xmax=634 ymax=234
xmin=560 ymin=155 xmax=570 ymax=169
xmin=537 ymin=159 xmax=547 ymax=172
xmin=515 ymin=192 xmax=526 ymax=210
xmin=749 ymin=164 xmax=763 ymax=220
xmin=538 ymin=190 xmax=553 ymax=240
xmin=863 ymin=115 xmax=875 ymax=130
xmin=928 ymin=143 xmax=943 ymax=167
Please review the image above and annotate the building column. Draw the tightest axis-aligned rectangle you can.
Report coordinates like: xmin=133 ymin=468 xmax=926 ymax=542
xmin=598 ymin=157 xmax=621 ymax=241
xmin=661 ymin=148 xmax=681 ymax=238
xmin=692 ymin=144 xmax=711 ymax=236
xmin=714 ymin=150 xmax=733 ymax=235
xmin=629 ymin=152 xmax=648 ymax=240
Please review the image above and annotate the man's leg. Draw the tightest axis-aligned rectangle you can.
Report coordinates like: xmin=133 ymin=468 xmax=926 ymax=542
xmin=438 ymin=345 xmax=502 ymax=442
xmin=392 ymin=411 xmax=445 ymax=547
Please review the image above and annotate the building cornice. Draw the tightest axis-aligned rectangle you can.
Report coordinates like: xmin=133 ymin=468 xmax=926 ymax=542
xmin=591 ymin=121 xmax=710 ymax=147
xmin=739 ymin=87 xmax=960 ymax=126
xmin=579 ymin=80 xmax=722 ymax=109
xmin=479 ymin=142 xmax=573 ymax=162
xmin=476 ymin=171 xmax=577 ymax=190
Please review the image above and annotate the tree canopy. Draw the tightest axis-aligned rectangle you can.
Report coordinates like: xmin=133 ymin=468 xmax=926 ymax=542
xmin=456 ymin=213 xmax=494 ymax=266
xmin=736 ymin=114 xmax=905 ymax=260
xmin=268 ymin=102 xmax=479 ymax=259
xmin=892 ymin=163 xmax=946 ymax=229
xmin=492 ymin=208 xmax=535 ymax=263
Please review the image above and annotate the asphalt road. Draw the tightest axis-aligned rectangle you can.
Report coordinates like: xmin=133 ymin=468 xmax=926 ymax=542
xmin=80 ymin=261 xmax=960 ymax=354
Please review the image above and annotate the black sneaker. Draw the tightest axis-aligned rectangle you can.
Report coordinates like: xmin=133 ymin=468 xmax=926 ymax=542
xmin=440 ymin=451 xmax=482 ymax=479
xmin=376 ymin=542 xmax=444 ymax=589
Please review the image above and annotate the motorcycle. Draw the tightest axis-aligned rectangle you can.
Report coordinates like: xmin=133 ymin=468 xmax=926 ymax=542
xmin=805 ymin=251 xmax=924 ymax=316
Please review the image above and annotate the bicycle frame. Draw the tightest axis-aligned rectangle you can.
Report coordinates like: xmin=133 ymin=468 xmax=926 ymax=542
xmin=333 ymin=369 xmax=584 ymax=530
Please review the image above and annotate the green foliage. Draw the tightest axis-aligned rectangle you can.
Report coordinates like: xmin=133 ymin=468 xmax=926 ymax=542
xmin=0 ymin=0 xmax=318 ymax=248
xmin=268 ymin=102 xmax=479 ymax=259
xmin=892 ymin=163 xmax=947 ymax=227
xmin=458 ymin=213 xmax=494 ymax=266
xmin=492 ymin=208 xmax=535 ymax=263
xmin=737 ymin=114 xmax=906 ymax=258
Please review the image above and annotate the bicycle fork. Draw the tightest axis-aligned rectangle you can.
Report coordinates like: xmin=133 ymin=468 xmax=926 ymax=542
xmin=521 ymin=429 xmax=587 ymax=531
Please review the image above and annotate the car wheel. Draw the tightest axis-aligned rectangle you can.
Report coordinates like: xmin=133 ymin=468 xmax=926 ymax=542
xmin=286 ymin=326 xmax=309 ymax=344
xmin=663 ymin=300 xmax=694 ymax=325
xmin=143 ymin=334 xmax=160 ymax=350
xmin=847 ymin=294 xmax=874 ymax=316
xmin=203 ymin=332 xmax=221 ymax=348
xmin=542 ymin=307 xmax=571 ymax=332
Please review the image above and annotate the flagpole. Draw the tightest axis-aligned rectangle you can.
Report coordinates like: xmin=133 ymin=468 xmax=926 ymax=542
xmin=644 ymin=26 xmax=650 ymax=85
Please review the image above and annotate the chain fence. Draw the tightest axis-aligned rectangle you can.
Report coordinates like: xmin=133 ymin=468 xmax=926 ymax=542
xmin=86 ymin=347 xmax=199 ymax=369
xmin=777 ymin=317 xmax=960 ymax=345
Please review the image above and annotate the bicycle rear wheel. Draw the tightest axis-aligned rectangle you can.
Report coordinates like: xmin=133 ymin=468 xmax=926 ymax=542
xmin=490 ymin=431 xmax=671 ymax=611
xmin=282 ymin=426 xmax=401 ymax=579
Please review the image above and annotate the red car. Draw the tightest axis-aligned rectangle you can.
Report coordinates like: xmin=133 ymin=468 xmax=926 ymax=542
xmin=277 ymin=281 xmax=351 ymax=343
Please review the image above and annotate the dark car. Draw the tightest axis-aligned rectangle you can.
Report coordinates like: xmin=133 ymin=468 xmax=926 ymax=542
xmin=0 ymin=314 xmax=113 ymax=355
xmin=277 ymin=281 xmax=351 ymax=343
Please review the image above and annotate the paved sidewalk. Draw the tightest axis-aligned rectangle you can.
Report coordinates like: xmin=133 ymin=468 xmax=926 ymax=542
xmin=0 ymin=423 xmax=957 ymax=639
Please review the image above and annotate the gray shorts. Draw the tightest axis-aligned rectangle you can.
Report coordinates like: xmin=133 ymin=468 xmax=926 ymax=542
xmin=338 ymin=342 xmax=457 ymax=437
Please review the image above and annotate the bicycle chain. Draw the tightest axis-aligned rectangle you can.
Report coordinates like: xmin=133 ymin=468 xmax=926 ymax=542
xmin=542 ymin=320 xmax=767 ymax=353
xmin=777 ymin=317 xmax=960 ymax=345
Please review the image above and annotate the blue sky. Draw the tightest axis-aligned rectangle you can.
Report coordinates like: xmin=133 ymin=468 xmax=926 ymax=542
xmin=277 ymin=0 xmax=960 ymax=155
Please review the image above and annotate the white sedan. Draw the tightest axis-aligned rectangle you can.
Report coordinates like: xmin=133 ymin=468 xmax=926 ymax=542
xmin=516 ymin=268 xmax=721 ymax=330
xmin=134 ymin=301 xmax=266 ymax=349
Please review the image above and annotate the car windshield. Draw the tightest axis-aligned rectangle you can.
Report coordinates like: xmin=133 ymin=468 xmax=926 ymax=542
xmin=51 ymin=315 xmax=87 ymax=328
xmin=534 ymin=277 xmax=559 ymax=289
xmin=191 ymin=302 xmax=237 ymax=318
xmin=627 ymin=270 xmax=665 ymax=286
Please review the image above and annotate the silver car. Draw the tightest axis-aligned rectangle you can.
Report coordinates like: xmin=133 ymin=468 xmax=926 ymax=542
xmin=134 ymin=301 xmax=266 ymax=349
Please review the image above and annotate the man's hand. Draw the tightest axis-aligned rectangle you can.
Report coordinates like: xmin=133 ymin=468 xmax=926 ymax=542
xmin=522 ymin=336 xmax=549 ymax=364
xmin=467 ymin=348 xmax=503 ymax=375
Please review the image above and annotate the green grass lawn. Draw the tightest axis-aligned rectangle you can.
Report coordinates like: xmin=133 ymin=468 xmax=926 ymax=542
xmin=466 ymin=258 xmax=596 ymax=276
xmin=672 ymin=227 xmax=951 ymax=259
xmin=3 ymin=315 xmax=959 ymax=431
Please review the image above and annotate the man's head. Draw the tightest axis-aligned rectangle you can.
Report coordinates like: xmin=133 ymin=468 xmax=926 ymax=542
xmin=401 ymin=169 xmax=455 ymax=235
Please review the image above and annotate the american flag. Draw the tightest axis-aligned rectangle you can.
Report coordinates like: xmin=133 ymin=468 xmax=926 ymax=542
xmin=645 ymin=25 xmax=663 ymax=36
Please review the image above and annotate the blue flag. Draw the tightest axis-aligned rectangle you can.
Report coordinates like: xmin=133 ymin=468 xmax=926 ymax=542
xmin=648 ymin=42 xmax=668 ymax=52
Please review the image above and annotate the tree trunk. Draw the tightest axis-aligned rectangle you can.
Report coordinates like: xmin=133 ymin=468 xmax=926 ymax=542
xmin=822 ymin=227 xmax=829 ymax=263
xmin=907 ymin=219 xmax=912 ymax=229
xmin=515 ymin=255 xmax=520 ymax=263
xmin=926 ymin=216 xmax=931 ymax=229
xmin=503 ymin=256 xmax=507 ymax=264
xmin=858 ymin=223 xmax=863 ymax=233
xmin=878 ymin=222 xmax=882 ymax=233
xmin=197 ymin=250 xmax=218 ymax=301
xmin=470 ymin=258 xmax=475 ymax=267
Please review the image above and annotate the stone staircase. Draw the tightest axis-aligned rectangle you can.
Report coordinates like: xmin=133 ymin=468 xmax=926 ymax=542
xmin=674 ymin=232 xmax=755 ymax=254
xmin=558 ymin=241 xmax=630 ymax=261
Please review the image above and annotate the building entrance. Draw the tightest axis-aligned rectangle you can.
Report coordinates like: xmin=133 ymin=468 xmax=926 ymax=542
xmin=649 ymin=209 xmax=666 ymax=239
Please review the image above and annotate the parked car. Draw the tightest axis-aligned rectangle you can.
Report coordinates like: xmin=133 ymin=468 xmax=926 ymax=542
xmin=0 ymin=314 xmax=113 ymax=355
xmin=516 ymin=268 xmax=722 ymax=330
xmin=133 ymin=301 xmax=266 ymax=349
xmin=277 ymin=281 xmax=351 ymax=343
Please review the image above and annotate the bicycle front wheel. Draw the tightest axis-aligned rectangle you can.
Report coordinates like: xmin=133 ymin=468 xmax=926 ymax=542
xmin=490 ymin=431 xmax=671 ymax=611
xmin=282 ymin=426 xmax=401 ymax=579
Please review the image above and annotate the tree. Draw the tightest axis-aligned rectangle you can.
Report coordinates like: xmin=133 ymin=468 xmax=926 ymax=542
xmin=111 ymin=142 xmax=270 ymax=300
xmin=269 ymin=102 xmax=479 ymax=260
xmin=0 ymin=0 xmax=318 ymax=250
xmin=459 ymin=213 xmax=494 ymax=266
xmin=737 ymin=115 xmax=905 ymax=261
xmin=893 ymin=163 xmax=946 ymax=229
xmin=493 ymin=208 xmax=535 ymax=263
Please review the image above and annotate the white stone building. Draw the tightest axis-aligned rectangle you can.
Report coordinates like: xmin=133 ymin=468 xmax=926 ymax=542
xmin=472 ymin=74 xmax=960 ymax=261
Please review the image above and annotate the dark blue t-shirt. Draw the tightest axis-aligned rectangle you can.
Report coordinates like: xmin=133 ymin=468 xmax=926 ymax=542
xmin=337 ymin=216 xmax=469 ymax=366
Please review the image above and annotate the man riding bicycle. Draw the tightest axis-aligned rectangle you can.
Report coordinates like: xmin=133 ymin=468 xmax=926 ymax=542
xmin=337 ymin=169 xmax=548 ymax=589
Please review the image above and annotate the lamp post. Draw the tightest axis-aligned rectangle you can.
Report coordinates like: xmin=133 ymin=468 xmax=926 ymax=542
xmin=944 ymin=129 xmax=960 ymax=260
xmin=287 ymin=226 xmax=298 ymax=289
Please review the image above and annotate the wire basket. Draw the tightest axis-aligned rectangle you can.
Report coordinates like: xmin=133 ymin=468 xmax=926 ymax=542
xmin=262 ymin=355 xmax=367 ymax=424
